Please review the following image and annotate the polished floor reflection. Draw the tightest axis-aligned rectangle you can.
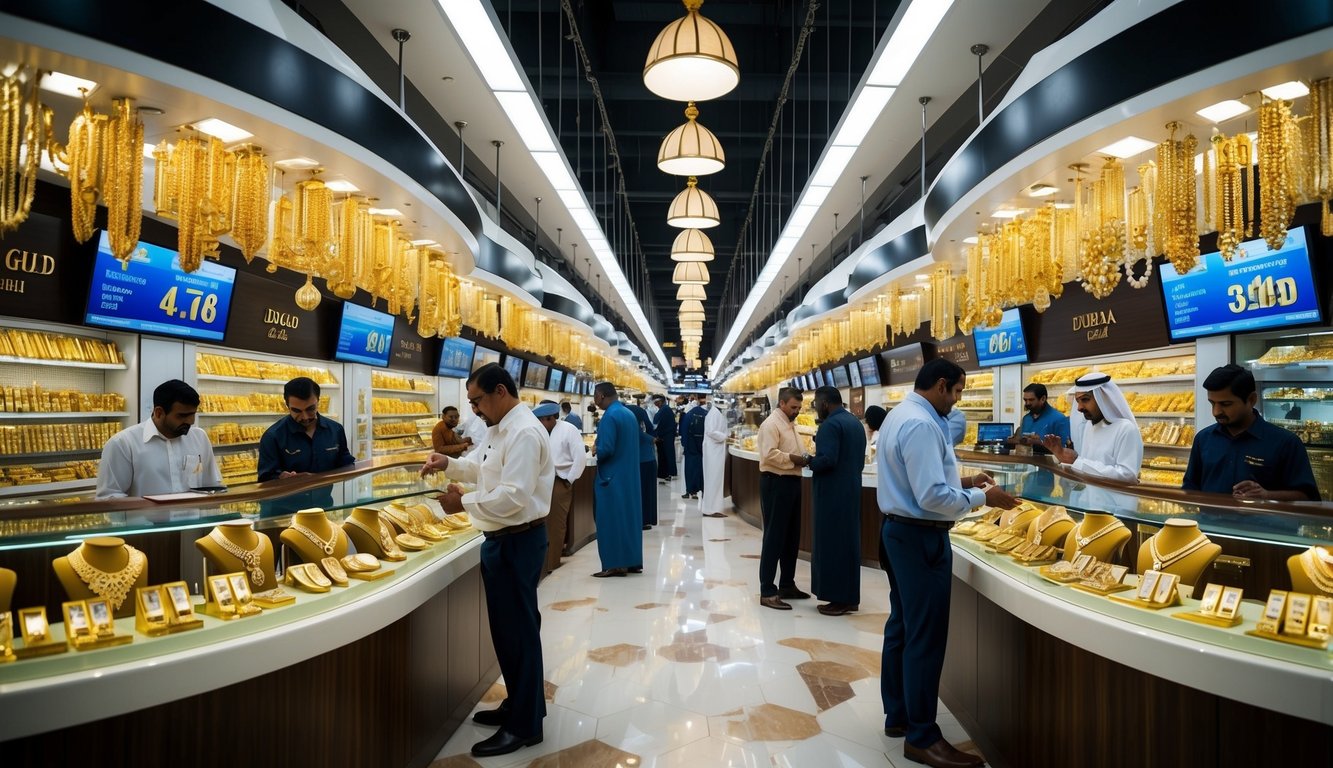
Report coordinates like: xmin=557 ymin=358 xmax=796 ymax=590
xmin=433 ymin=481 xmax=981 ymax=767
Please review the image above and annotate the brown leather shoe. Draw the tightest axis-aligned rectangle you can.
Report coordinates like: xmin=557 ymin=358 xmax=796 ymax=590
xmin=816 ymin=602 xmax=859 ymax=616
xmin=592 ymin=568 xmax=628 ymax=578
xmin=904 ymin=738 xmax=984 ymax=768
xmin=759 ymin=595 xmax=792 ymax=611
xmin=702 ymin=512 xmax=726 ymax=518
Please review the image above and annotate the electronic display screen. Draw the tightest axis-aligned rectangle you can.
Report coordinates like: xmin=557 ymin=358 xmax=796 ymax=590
xmin=848 ymin=361 xmax=863 ymax=388
xmin=976 ymin=423 xmax=1014 ymax=444
xmin=548 ymin=368 xmax=565 ymax=393
xmin=973 ymin=308 xmax=1029 ymax=367
xmin=1159 ymin=227 xmax=1323 ymax=341
xmin=831 ymin=365 xmax=850 ymax=388
xmin=857 ymin=357 xmax=882 ymax=386
xmin=522 ymin=361 xmax=549 ymax=390
xmin=502 ymin=354 xmax=524 ymax=382
xmin=564 ymin=374 xmax=579 ymax=394
xmin=84 ymin=232 xmax=236 ymax=341
xmin=437 ymin=336 xmax=476 ymax=378
xmin=334 ymin=302 xmax=395 ymax=366
xmin=473 ymin=345 xmax=501 ymax=371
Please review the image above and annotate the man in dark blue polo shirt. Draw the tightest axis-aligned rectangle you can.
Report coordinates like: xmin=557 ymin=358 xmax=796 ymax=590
xmin=1012 ymin=383 xmax=1070 ymax=455
xmin=257 ymin=376 xmax=356 ymax=481
xmin=1182 ymin=364 xmax=1319 ymax=501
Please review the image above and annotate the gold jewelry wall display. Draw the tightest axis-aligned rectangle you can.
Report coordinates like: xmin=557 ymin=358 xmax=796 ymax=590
xmin=1258 ymin=97 xmax=1297 ymax=251
xmin=1078 ymin=157 xmax=1126 ymax=299
xmin=290 ymin=521 xmax=338 ymax=555
xmin=64 ymin=96 xmax=107 ymax=244
xmin=229 ymin=144 xmax=269 ymax=262
xmin=1154 ymin=122 xmax=1200 ymax=275
xmin=1209 ymin=132 xmax=1250 ymax=261
xmin=67 ymin=544 xmax=146 ymax=610
xmin=1308 ymin=78 xmax=1333 ymax=236
xmin=209 ymin=528 xmax=266 ymax=587
xmin=1 ymin=67 xmax=56 ymax=236
xmin=1148 ymin=532 xmax=1209 ymax=571
xmin=154 ymin=132 xmax=234 ymax=272
xmin=1299 ymin=546 xmax=1333 ymax=594
xmin=103 ymin=98 xmax=144 ymax=265
xmin=1124 ymin=163 xmax=1154 ymax=288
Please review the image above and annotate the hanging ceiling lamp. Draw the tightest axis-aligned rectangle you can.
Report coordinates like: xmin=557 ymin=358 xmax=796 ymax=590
xmin=667 ymin=177 xmax=720 ymax=228
xmin=676 ymin=283 xmax=707 ymax=300
xmin=672 ymin=261 xmax=710 ymax=284
xmin=680 ymin=320 xmax=704 ymax=332
xmin=658 ymin=102 xmax=725 ymax=176
xmin=643 ymin=0 xmax=740 ymax=102
xmin=680 ymin=299 xmax=705 ymax=314
xmin=670 ymin=228 xmax=715 ymax=262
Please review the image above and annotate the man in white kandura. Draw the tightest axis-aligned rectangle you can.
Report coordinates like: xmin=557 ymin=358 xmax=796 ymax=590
xmin=1042 ymin=372 xmax=1144 ymax=483
xmin=701 ymin=396 xmax=730 ymax=518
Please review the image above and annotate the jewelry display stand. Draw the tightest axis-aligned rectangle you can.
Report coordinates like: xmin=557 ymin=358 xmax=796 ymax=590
xmin=0 ymin=567 xmax=16 ymax=613
xmin=1135 ymin=519 xmax=1220 ymax=587
xmin=12 ymin=607 xmax=68 ymax=659
xmin=1108 ymin=569 xmax=1182 ymax=610
xmin=135 ymin=584 xmax=204 ymax=636
xmin=51 ymin=537 xmax=149 ymax=619
xmin=1061 ymin=513 xmax=1131 ymax=563
xmin=1173 ymin=583 xmax=1245 ymax=628
xmin=62 ymin=599 xmax=133 ymax=650
xmin=195 ymin=521 xmax=289 ymax=606
xmin=280 ymin=508 xmax=350 ymax=585
xmin=342 ymin=507 xmax=409 ymax=562
xmin=1245 ymin=590 xmax=1332 ymax=649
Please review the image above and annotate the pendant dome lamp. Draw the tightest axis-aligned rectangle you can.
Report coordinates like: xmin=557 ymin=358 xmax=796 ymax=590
xmin=670 ymin=228 xmax=715 ymax=262
xmin=642 ymin=0 xmax=739 ymax=102
xmin=667 ymin=177 xmax=720 ymax=229
xmin=680 ymin=320 xmax=704 ymax=332
xmin=676 ymin=283 xmax=707 ymax=300
xmin=680 ymin=309 xmax=707 ymax=324
xmin=680 ymin=299 xmax=706 ymax=314
xmin=657 ymin=102 xmax=725 ymax=176
xmin=672 ymin=261 xmax=710 ymax=285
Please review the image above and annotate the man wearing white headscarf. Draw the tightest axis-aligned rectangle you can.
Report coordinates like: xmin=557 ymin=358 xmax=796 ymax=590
xmin=1041 ymin=373 xmax=1143 ymax=483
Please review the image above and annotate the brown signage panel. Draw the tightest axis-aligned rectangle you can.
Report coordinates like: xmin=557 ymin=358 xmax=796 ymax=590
xmin=935 ymin=334 xmax=980 ymax=372
xmin=880 ymin=342 xmax=933 ymax=386
xmin=0 ymin=212 xmax=93 ymax=325
xmin=388 ymin=315 xmax=437 ymax=375
xmin=221 ymin=271 xmax=337 ymax=358
xmin=1026 ymin=277 xmax=1172 ymax=363
xmin=849 ymin=386 xmax=866 ymax=417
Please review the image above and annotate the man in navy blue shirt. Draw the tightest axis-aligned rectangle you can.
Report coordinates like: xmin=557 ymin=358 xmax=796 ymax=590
xmin=1182 ymin=364 xmax=1319 ymax=501
xmin=1012 ymin=383 xmax=1070 ymax=455
xmin=258 ymin=377 xmax=355 ymax=481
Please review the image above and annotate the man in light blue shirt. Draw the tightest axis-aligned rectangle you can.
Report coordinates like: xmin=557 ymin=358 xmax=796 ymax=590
xmin=875 ymin=358 xmax=1017 ymax=767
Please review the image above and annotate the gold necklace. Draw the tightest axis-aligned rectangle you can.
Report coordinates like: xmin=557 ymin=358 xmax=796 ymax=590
xmin=1 ymin=67 xmax=51 ymax=235
xmin=290 ymin=521 xmax=339 ymax=555
xmin=1031 ymin=508 xmax=1072 ymax=543
xmin=103 ymin=98 xmax=143 ymax=265
xmin=1258 ymin=98 xmax=1297 ymax=251
xmin=1299 ymin=547 xmax=1333 ymax=594
xmin=209 ymin=528 xmax=266 ymax=587
xmin=344 ymin=514 xmax=403 ymax=557
xmin=1073 ymin=517 xmax=1126 ymax=557
xmin=67 ymin=544 xmax=146 ymax=610
xmin=1148 ymin=532 xmax=1209 ymax=571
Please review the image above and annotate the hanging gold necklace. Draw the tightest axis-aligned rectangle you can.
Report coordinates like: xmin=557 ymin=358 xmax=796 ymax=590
xmin=64 ymin=95 xmax=106 ymax=243
xmin=104 ymin=98 xmax=143 ymax=265
xmin=1258 ymin=97 xmax=1297 ymax=251
xmin=1308 ymin=78 xmax=1333 ymax=236
xmin=1 ymin=67 xmax=53 ymax=235
xmin=67 ymin=544 xmax=146 ymax=610
xmin=291 ymin=521 xmax=339 ymax=555
xmin=209 ymin=527 xmax=266 ymax=587
xmin=1148 ymin=532 xmax=1209 ymax=571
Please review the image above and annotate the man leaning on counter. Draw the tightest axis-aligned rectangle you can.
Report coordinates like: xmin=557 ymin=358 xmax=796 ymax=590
xmin=257 ymin=377 xmax=355 ymax=481
xmin=96 ymin=379 xmax=222 ymax=498
xmin=1183 ymin=364 xmax=1320 ymax=502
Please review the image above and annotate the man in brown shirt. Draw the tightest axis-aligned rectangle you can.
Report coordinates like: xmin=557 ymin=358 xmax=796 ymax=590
xmin=431 ymin=406 xmax=472 ymax=456
xmin=757 ymin=387 xmax=811 ymax=610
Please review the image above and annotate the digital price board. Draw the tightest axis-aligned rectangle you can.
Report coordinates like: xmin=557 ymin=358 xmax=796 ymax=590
xmin=1159 ymin=227 xmax=1323 ymax=341
xmin=437 ymin=336 xmax=476 ymax=378
xmin=473 ymin=345 xmax=501 ymax=371
xmin=502 ymin=354 xmax=524 ymax=383
xmin=549 ymin=369 xmax=565 ymax=393
xmin=334 ymin=302 xmax=395 ymax=366
xmin=857 ymin=357 xmax=882 ymax=386
xmin=831 ymin=365 xmax=850 ymax=388
xmin=84 ymin=232 xmax=236 ymax=341
xmin=973 ymin=308 xmax=1029 ymax=367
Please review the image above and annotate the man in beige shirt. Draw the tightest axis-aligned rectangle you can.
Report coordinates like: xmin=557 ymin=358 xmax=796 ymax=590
xmin=757 ymin=387 xmax=812 ymax=610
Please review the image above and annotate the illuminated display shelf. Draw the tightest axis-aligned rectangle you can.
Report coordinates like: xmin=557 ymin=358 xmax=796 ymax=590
xmin=0 ymin=412 xmax=129 ymax=420
xmin=196 ymin=374 xmax=339 ymax=388
xmin=0 ymin=355 xmax=126 ymax=371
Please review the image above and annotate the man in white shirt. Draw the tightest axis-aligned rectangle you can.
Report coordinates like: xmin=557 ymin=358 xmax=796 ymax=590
xmin=96 ymin=379 xmax=222 ymax=499
xmin=1042 ymin=372 xmax=1144 ymax=483
xmin=421 ymin=363 xmax=554 ymax=758
xmin=701 ymin=395 xmax=729 ymax=517
xmin=459 ymin=402 xmax=490 ymax=457
xmin=534 ymin=399 xmax=586 ymax=576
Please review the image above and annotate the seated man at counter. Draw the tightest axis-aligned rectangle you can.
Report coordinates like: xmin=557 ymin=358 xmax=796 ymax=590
xmin=432 ymin=406 xmax=472 ymax=456
xmin=257 ymin=377 xmax=355 ymax=481
xmin=1182 ymin=364 xmax=1319 ymax=501
xmin=1041 ymin=373 xmax=1143 ymax=483
xmin=1012 ymin=383 xmax=1070 ymax=454
xmin=96 ymin=379 xmax=223 ymax=499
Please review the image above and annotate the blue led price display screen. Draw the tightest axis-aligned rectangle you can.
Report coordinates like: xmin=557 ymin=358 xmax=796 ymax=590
xmin=84 ymin=232 xmax=236 ymax=341
xmin=335 ymin=302 xmax=395 ymax=366
xmin=438 ymin=336 xmax=476 ymax=378
xmin=1159 ymin=227 xmax=1323 ymax=341
xmin=973 ymin=308 xmax=1028 ymax=367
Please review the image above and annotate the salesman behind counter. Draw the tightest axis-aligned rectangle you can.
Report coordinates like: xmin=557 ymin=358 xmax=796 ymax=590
xmin=258 ymin=377 xmax=355 ymax=481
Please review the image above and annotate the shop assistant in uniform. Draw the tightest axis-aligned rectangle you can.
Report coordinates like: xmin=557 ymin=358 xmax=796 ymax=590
xmin=96 ymin=379 xmax=223 ymax=498
xmin=420 ymin=363 xmax=553 ymax=758
xmin=257 ymin=377 xmax=355 ymax=481
xmin=1042 ymin=372 xmax=1143 ymax=482
xmin=1183 ymin=364 xmax=1319 ymax=501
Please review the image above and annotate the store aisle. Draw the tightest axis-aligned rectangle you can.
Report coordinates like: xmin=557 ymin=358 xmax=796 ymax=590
xmin=432 ymin=483 xmax=983 ymax=767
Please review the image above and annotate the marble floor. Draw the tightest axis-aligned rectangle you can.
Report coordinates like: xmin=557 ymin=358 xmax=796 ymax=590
xmin=432 ymin=481 xmax=982 ymax=768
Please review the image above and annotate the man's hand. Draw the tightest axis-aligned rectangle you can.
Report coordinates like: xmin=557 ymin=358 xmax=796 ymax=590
xmin=788 ymin=452 xmax=807 ymax=467
xmin=437 ymin=489 xmax=465 ymax=513
xmin=278 ymin=470 xmax=309 ymax=480
xmin=1041 ymin=435 xmax=1076 ymax=463
xmin=984 ymin=484 xmax=1020 ymax=509
xmin=462 ymin=437 xmax=473 ymax=446
xmin=1232 ymin=480 xmax=1268 ymax=500
xmin=421 ymin=452 xmax=449 ymax=476
xmin=964 ymin=472 xmax=994 ymax=489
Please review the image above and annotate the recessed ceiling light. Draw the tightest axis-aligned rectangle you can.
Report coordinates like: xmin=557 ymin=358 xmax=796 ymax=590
xmin=139 ymin=106 xmax=165 ymax=116
xmin=39 ymin=71 xmax=97 ymax=98
xmin=1097 ymin=136 xmax=1156 ymax=159
xmin=1195 ymin=99 xmax=1250 ymax=123
xmin=192 ymin=117 xmax=252 ymax=143
xmin=324 ymin=179 xmax=359 ymax=193
xmin=411 ymin=239 xmax=438 ymax=247
xmin=369 ymin=208 xmax=403 ymax=217
xmin=914 ymin=274 xmax=930 ymax=281
xmin=991 ymin=208 xmax=1027 ymax=219
xmin=1261 ymin=80 xmax=1309 ymax=100
xmin=1026 ymin=183 xmax=1058 ymax=197
xmin=962 ymin=236 xmax=978 ymax=244
xmin=275 ymin=156 xmax=320 ymax=171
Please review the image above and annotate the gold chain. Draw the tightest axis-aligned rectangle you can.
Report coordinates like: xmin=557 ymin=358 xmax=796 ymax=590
xmin=104 ymin=98 xmax=143 ymax=265
xmin=1258 ymin=98 xmax=1296 ymax=251
xmin=230 ymin=144 xmax=269 ymax=262
xmin=209 ymin=527 xmax=266 ymax=587
xmin=1148 ymin=532 xmax=1209 ymax=571
xmin=1 ymin=67 xmax=54 ymax=235
xmin=1299 ymin=547 xmax=1333 ymax=594
xmin=1309 ymin=78 xmax=1333 ymax=236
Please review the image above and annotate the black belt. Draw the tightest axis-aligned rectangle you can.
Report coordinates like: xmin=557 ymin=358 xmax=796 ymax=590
xmin=885 ymin=513 xmax=953 ymax=530
xmin=760 ymin=471 xmax=800 ymax=478
xmin=484 ymin=518 xmax=546 ymax=539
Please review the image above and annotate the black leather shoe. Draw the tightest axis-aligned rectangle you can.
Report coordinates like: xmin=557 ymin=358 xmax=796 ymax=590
xmin=470 ymin=729 xmax=543 ymax=758
xmin=643 ymin=524 xmax=653 ymax=530
xmin=759 ymin=595 xmax=792 ymax=611
xmin=816 ymin=602 xmax=859 ymax=616
xmin=903 ymin=738 xmax=983 ymax=768
xmin=592 ymin=568 xmax=628 ymax=578
xmin=471 ymin=703 xmax=510 ymax=727
xmin=681 ymin=493 xmax=692 ymax=499
xmin=884 ymin=724 xmax=907 ymax=738
xmin=702 ymin=512 xmax=726 ymax=518
xmin=778 ymin=587 xmax=811 ymax=600
xmin=628 ymin=566 xmax=643 ymax=574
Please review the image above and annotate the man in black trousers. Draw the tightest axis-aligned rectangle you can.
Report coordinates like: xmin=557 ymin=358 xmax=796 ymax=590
xmin=756 ymin=387 xmax=810 ymax=610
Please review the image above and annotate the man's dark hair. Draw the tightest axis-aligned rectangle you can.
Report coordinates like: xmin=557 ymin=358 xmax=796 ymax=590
xmin=1202 ymin=364 xmax=1256 ymax=400
xmin=1023 ymin=382 xmax=1048 ymax=399
xmin=560 ymin=400 xmax=572 ymax=413
xmin=442 ymin=406 xmax=459 ymax=416
xmin=864 ymin=405 xmax=888 ymax=431
xmin=284 ymin=376 xmax=321 ymax=402
xmin=654 ymin=394 xmax=666 ymax=404
xmin=915 ymin=358 xmax=966 ymax=391
xmin=154 ymin=379 xmax=200 ymax=411
xmin=469 ymin=362 xmax=517 ymax=396
xmin=594 ymin=382 xmax=618 ymax=399
xmin=813 ymin=386 xmax=842 ymax=405
xmin=777 ymin=386 xmax=802 ymax=403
